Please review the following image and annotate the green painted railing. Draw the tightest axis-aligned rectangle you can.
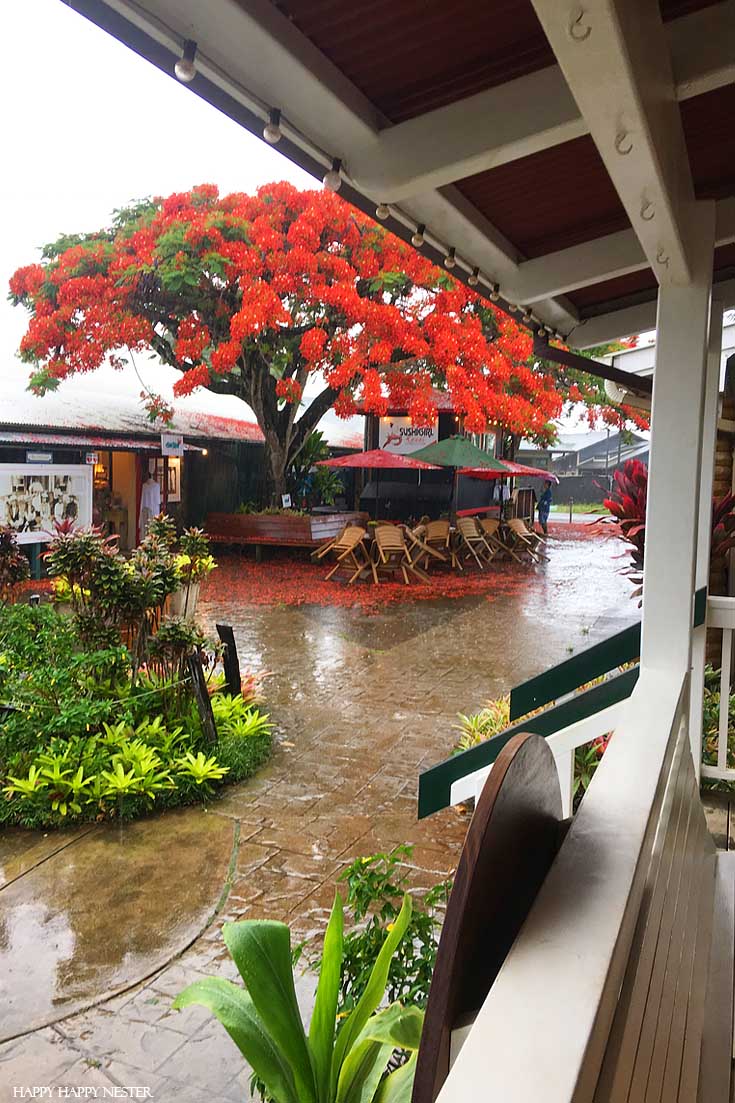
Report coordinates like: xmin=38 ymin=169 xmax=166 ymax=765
xmin=417 ymin=586 xmax=707 ymax=820
xmin=509 ymin=586 xmax=707 ymax=721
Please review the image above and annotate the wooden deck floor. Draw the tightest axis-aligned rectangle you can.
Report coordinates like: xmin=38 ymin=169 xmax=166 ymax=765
xmin=703 ymin=792 xmax=735 ymax=851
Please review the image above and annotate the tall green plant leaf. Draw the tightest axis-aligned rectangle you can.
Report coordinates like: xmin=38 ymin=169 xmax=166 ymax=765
xmin=359 ymin=1003 xmax=424 ymax=1052
xmin=224 ymin=920 xmax=317 ymax=1103
xmin=335 ymin=1039 xmax=394 ymax=1103
xmin=331 ymin=895 xmax=412 ymax=1091
xmin=172 ymin=977 xmax=299 ymax=1103
xmin=373 ymin=1053 xmax=417 ymax=1103
xmin=309 ymin=891 xmax=344 ymax=1102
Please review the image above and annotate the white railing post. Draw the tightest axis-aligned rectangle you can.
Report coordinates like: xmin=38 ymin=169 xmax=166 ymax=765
xmin=553 ymin=747 xmax=575 ymax=818
xmin=691 ymin=300 xmax=724 ymax=780
xmin=640 ymin=206 xmax=715 ymax=683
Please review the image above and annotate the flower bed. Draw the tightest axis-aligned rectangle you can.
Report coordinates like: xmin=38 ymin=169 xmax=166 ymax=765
xmin=0 ymin=521 xmax=272 ymax=829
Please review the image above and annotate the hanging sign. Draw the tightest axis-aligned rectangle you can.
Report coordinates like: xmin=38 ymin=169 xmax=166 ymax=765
xmin=85 ymin=452 xmax=99 ymax=465
xmin=160 ymin=432 xmax=184 ymax=457
xmin=379 ymin=416 xmax=438 ymax=455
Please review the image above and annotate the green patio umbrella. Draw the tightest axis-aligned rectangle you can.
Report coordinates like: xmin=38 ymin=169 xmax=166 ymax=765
xmin=409 ymin=435 xmax=508 ymax=517
xmin=408 ymin=435 xmax=509 ymax=471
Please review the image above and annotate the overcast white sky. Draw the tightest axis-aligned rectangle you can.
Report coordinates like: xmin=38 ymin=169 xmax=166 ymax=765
xmin=1 ymin=0 xmax=315 ymax=388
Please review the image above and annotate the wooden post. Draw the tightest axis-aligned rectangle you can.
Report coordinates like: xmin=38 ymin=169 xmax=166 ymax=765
xmin=640 ymin=206 xmax=715 ymax=681
xmin=216 ymin=623 xmax=242 ymax=696
xmin=187 ymin=650 xmax=218 ymax=745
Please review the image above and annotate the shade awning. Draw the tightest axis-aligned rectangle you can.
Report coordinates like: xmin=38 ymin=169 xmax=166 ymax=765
xmin=317 ymin=448 xmax=439 ymax=470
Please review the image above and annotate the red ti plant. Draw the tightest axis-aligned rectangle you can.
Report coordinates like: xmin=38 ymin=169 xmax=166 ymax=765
xmin=603 ymin=460 xmax=735 ymax=601
xmin=603 ymin=460 xmax=647 ymax=598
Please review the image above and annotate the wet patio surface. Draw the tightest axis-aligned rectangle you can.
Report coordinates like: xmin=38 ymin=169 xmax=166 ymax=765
xmin=0 ymin=529 xmax=632 ymax=1101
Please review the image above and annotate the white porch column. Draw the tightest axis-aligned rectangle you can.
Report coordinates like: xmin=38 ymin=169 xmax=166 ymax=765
xmin=690 ymin=301 xmax=725 ymax=777
xmin=640 ymin=205 xmax=715 ymax=682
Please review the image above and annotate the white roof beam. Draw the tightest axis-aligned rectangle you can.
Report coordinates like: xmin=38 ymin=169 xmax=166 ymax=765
xmin=530 ymin=0 xmax=699 ymax=286
xmin=567 ymin=277 xmax=735 ymax=349
xmin=510 ymin=197 xmax=735 ymax=304
xmin=347 ymin=4 xmax=734 ymax=200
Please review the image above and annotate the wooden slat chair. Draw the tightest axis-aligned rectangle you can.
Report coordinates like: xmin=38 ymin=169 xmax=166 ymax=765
xmin=410 ymin=520 xmax=457 ymax=571
xmin=372 ymin=524 xmax=428 ymax=585
xmin=311 ymin=524 xmax=346 ymax=562
xmin=455 ymin=517 xmax=494 ymax=570
xmin=506 ymin=517 xmax=549 ymax=562
xmin=415 ymin=674 xmax=735 ymax=1103
xmin=323 ymin=525 xmax=374 ymax=584
xmin=479 ymin=517 xmax=522 ymax=563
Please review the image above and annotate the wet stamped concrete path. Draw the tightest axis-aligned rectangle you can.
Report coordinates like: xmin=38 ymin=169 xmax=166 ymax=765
xmin=0 ymin=529 xmax=631 ymax=1101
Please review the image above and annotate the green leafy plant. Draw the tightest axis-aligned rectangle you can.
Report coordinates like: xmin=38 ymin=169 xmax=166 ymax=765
xmin=175 ymin=750 xmax=229 ymax=796
xmin=173 ymin=893 xmax=423 ymax=1103
xmin=315 ymin=846 xmax=451 ymax=1015
xmin=0 ymin=526 xmax=30 ymax=604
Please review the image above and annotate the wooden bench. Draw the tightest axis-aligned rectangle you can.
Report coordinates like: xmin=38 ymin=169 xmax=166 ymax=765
xmin=414 ymin=671 xmax=735 ymax=1103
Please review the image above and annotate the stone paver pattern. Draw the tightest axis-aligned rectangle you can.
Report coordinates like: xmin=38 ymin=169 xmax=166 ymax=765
xmin=0 ymin=529 xmax=631 ymax=1101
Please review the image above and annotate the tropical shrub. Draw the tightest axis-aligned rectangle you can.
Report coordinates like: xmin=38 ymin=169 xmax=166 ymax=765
xmin=0 ymin=604 xmax=272 ymax=828
xmin=602 ymin=460 xmax=735 ymax=601
xmin=174 ymin=893 xmax=423 ymax=1103
xmin=0 ymin=527 xmax=30 ymax=604
xmin=310 ymin=846 xmax=451 ymax=1015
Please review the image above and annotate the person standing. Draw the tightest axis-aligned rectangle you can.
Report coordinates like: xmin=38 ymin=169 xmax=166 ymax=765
xmin=537 ymin=479 xmax=553 ymax=536
xmin=139 ymin=471 xmax=161 ymax=537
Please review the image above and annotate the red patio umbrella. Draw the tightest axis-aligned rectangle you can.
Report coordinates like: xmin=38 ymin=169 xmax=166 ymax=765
xmin=317 ymin=449 xmax=440 ymax=519
xmin=458 ymin=463 xmax=559 ymax=482
xmin=317 ymin=448 xmax=439 ymax=470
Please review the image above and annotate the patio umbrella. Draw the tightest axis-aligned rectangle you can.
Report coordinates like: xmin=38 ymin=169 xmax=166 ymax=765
xmin=317 ymin=448 xmax=440 ymax=519
xmin=409 ymin=435 xmax=509 ymax=516
xmin=459 ymin=463 xmax=559 ymax=482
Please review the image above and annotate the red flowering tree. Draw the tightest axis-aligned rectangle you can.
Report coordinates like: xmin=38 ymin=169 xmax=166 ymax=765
xmin=10 ymin=181 xmax=610 ymax=502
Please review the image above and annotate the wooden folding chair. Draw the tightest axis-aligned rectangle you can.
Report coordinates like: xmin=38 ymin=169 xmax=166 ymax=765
xmin=455 ymin=517 xmax=494 ymax=570
xmin=480 ymin=518 xmax=523 ymax=563
xmin=372 ymin=524 xmax=428 ymax=584
xmin=311 ymin=524 xmax=345 ymax=561
xmin=323 ymin=525 xmax=375 ymax=583
xmin=408 ymin=519 xmax=454 ymax=571
xmin=506 ymin=518 xmax=549 ymax=562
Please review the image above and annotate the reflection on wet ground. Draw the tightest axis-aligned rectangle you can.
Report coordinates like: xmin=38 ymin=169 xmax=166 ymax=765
xmin=0 ymin=811 xmax=235 ymax=1040
xmin=0 ymin=530 xmax=633 ymax=1098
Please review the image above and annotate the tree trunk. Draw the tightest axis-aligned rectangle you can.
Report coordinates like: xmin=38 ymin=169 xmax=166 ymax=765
xmin=264 ymin=431 xmax=288 ymax=507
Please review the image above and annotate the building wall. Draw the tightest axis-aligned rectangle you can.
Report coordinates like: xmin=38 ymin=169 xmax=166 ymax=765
xmin=111 ymin=451 xmax=137 ymax=550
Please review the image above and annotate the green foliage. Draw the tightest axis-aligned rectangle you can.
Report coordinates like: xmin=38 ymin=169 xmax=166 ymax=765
xmin=0 ymin=527 xmax=30 ymax=603
xmin=173 ymin=893 xmax=422 ymax=1103
xmin=312 ymin=846 xmax=451 ymax=1015
xmin=312 ymin=466 xmax=344 ymax=508
xmin=453 ymin=698 xmax=510 ymax=752
xmin=0 ymin=603 xmax=272 ymax=828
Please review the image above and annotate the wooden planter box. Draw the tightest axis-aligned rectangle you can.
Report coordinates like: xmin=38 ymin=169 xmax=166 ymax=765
xmin=205 ymin=511 xmax=368 ymax=548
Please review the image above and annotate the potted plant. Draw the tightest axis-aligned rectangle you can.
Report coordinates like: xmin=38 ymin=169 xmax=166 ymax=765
xmin=169 ymin=527 xmax=216 ymax=618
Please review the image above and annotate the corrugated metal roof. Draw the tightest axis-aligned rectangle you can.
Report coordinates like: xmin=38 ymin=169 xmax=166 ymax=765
xmin=0 ymin=361 xmax=264 ymax=443
xmin=0 ymin=360 xmax=364 ymax=449
xmin=0 ymin=430 xmax=203 ymax=451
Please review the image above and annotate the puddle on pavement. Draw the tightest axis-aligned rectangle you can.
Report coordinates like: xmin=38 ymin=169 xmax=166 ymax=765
xmin=0 ymin=808 xmax=234 ymax=1040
